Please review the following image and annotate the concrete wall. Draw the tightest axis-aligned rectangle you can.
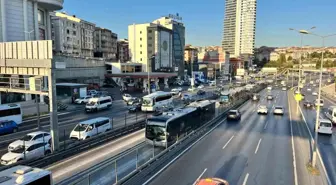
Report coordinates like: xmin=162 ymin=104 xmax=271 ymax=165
xmin=53 ymin=55 xmax=106 ymax=85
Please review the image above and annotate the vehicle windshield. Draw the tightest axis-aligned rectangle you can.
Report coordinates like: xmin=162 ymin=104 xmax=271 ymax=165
xmin=87 ymin=100 xmax=96 ymax=106
xmin=22 ymin=135 xmax=33 ymax=141
xmin=146 ymin=123 xmax=166 ymax=141
xmin=11 ymin=145 xmax=25 ymax=154
xmin=259 ymin=106 xmax=267 ymax=109
xmin=320 ymin=121 xmax=331 ymax=127
xmin=142 ymin=98 xmax=153 ymax=106
xmin=275 ymin=107 xmax=283 ymax=110
xmin=74 ymin=124 xmax=89 ymax=132
xmin=228 ymin=111 xmax=237 ymax=115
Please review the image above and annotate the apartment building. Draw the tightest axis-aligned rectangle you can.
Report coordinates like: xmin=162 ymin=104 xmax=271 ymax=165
xmin=117 ymin=39 xmax=129 ymax=62
xmin=94 ymin=27 xmax=118 ymax=60
xmin=0 ymin=0 xmax=63 ymax=42
xmin=222 ymin=0 xmax=257 ymax=57
xmin=51 ymin=12 xmax=81 ymax=56
xmin=184 ymin=45 xmax=198 ymax=63
xmin=81 ymin=20 xmax=95 ymax=57
xmin=128 ymin=23 xmax=173 ymax=72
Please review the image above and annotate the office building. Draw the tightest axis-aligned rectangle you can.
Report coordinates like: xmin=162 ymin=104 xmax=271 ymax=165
xmin=51 ymin=12 xmax=81 ymax=56
xmin=94 ymin=27 xmax=118 ymax=60
xmin=0 ymin=0 xmax=63 ymax=42
xmin=222 ymin=0 xmax=257 ymax=57
xmin=117 ymin=39 xmax=129 ymax=62
xmin=153 ymin=16 xmax=185 ymax=76
xmin=128 ymin=23 xmax=173 ymax=72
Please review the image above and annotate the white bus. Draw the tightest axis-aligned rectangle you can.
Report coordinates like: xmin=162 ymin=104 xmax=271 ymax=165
xmin=0 ymin=165 xmax=52 ymax=185
xmin=141 ymin=91 xmax=173 ymax=112
xmin=0 ymin=104 xmax=22 ymax=125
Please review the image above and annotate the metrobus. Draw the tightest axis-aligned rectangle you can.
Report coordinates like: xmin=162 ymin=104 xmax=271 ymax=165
xmin=0 ymin=104 xmax=22 ymax=125
xmin=0 ymin=165 xmax=52 ymax=185
xmin=145 ymin=100 xmax=215 ymax=147
xmin=141 ymin=91 xmax=173 ymax=112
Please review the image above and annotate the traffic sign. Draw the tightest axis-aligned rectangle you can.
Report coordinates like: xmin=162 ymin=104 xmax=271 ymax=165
xmin=295 ymin=93 xmax=303 ymax=102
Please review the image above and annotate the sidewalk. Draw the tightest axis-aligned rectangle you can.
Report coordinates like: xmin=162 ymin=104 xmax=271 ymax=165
xmin=288 ymin=91 xmax=330 ymax=185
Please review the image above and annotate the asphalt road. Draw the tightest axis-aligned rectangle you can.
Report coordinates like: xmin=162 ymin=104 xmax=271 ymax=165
xmin=298 ymin=82 xmax=336 ymax=185
xmin=146 ymin=88 xmax=297 ymax=185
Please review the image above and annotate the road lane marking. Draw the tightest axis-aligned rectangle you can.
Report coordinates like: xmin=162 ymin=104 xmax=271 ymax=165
xmin=242 ymin=173 xmax=249 ymax=185
xmin=193 ymin=168 xmax=207 ymax=185
xmin=263 ymin=121 xmax=269 ymax=130
xmin=254 ymin=138 xmax=262 ymax=154
xmin=288 ymin=92 xmax=299 ymax=185
xmin=223 ymin=135 xmax=235 ymax=149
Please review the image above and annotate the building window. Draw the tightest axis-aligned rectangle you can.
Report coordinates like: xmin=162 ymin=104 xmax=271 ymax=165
xmin=148 ymin=30 xmax=152 ymax=33
xmin=67 ymin=37 xmax=70 ymax=41
xmin=38 ymin=9 xmax=44 ymax=25
xmin=140 ymin=31 xmax=142 ymax=34
xmin=140 ymin=58 xmax=142 ymax=61
xmin=73 ymin=31 xmax=76 ymax=35
xmin=140 ymin=51 xmax=142 ymax=54
xmin=148 ymin=44 xmax=152 ymax=47
xmin=67 ymin=29 xmax=70 ymax=34
xmin=140 ymin=44 xmax=142 ymax=47
xmin=140 ymin=38 xmax=142 ymax=41
xmin=39 ymin=28 xmax=45 ymax=40
xmin=148 ymin=37 xmax=152 ymax=40
xmin=73 ymin=23 xmax=76 ymax=28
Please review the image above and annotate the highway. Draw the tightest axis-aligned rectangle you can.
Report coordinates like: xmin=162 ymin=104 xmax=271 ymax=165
xmin=299 ymin=81 xmax=336 ymax=185
xmin=146 ymin=88 xmax=298 ymax=185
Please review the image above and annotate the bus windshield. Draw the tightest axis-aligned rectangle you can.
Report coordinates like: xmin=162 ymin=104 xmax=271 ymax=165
xmin=142 ymin=98 xmax=153 ymax=106
xmin=146 ymin=123 xmax=166 ymax=141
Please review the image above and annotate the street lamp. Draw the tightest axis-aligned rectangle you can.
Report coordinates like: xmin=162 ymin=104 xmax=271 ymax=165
xmin=305 ymin=31 xmax=336 ymax=168
xmin=149 ymin=55 xmax=155 ymax=95
xmin=289 ymin=27 xmax=315 ymax=94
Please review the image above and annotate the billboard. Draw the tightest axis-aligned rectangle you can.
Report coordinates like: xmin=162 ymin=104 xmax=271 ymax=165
xmin=159 ymin=31 xmax=171 ymax=68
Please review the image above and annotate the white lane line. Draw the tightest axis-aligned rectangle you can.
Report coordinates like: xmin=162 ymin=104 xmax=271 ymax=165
xmin=242 ymin=173 xmax=249 ymax=185
xmin=193 ymin=168 xmax=207 ymax=185
xmin=288 ymin=92 xmax=299 ymax=185
xmin=223 ymin=135 xmax=235 ymax=149
xmin=263 ymin=121 xmax=269 ymax=130
xmin=254 ymin=138 xmax=262 ymax=154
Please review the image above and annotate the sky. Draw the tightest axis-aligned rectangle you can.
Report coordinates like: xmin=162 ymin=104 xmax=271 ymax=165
xmin=63 ymin=0 xmax=336 ymax=47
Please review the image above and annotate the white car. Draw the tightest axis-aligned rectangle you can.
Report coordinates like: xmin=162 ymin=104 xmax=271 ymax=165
xmin=267 ymin=86 xmax=272 ymax=90
xmin=74 ymin=96 xmax=92 ymax=104
xmin=267 ymin=95 xmax=273 ymax=100
xmin=312 ymin=92 xmax=318 ymax=96
xmin=307 ymin=88 xmax=311 ymax=91
xmin=314 ymin=99 xmax=324 ymax=107
xmin=257 ymin=105 xmax=268 ymax=114
xmin=122 ymin=94 xmax=132 ymax=102
xmin=1 ymin=141 xmax=51 ymax=166
xmin=316 ymin=119 xmax=333 ymax=135
xmin=273 ymin=106 xmax=284 ymax=115
xmin=282 ymin=87 xmax=287 ymax=91
xmin=198 ymin=85 xmax=205 ymax=89
xmin=8 ymin=131 xmax=51 ymax=152
xmin=171 ymin=88 xmax=182 ymax=95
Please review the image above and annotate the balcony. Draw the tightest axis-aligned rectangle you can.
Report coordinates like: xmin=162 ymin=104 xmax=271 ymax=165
xmin=37 ymin=0 xmax=63 ymax=10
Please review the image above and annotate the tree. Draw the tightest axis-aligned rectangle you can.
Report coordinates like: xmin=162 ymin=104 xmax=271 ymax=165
xmin=287 ymin=56 xmax=293 ymax=61
xmin=278 ymin=53 xmax=287 ymax=65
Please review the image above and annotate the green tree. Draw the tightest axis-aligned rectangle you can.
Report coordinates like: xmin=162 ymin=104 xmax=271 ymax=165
xmin=287 ymin=56 xmax=293 ymax=61
xmin=278 ymin=53 xmax=287 ymax=65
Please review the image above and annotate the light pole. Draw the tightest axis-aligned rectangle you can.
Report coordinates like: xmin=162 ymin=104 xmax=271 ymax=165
xmin=289 ymin=27 xmax=315 ymax=93
xmin=304 ymin=32 xmax=336 ymax=168
xmin=149 ymin=55 xmax=154 ymax=95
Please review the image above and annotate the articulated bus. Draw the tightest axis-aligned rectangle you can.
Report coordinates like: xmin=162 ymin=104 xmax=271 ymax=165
xmin=0 ymin=165 xmax=52 ymax=185
xmin=145 ymin=100 xmax=215 ymax=147
xmin=141 ymin=91 xmax=173 ymax=112
xmin=0 ymin=104 xmax=22 ymax=125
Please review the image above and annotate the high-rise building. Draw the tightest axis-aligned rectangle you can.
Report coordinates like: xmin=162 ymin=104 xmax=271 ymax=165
xmin=222 ymin=0 xmax=257 ymax=57
xmin=0 ymin=0 xmax=63 ymax=42
xmin=117 ymin=39 xmax=129 ymax=62
xmin=128 ymin=23 xmax=173 ymax=72
xmin=80 ymin=20 xmax=95 ymax=57
xmin=153 ymin=16 xmax=185 ymax=77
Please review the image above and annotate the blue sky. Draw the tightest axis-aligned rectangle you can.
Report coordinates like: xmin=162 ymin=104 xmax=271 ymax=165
xmin=63 ymin=0 xmax=336 ymax=47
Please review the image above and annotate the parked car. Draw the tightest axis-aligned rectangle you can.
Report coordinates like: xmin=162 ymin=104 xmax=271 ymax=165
xmin=122 ymin=94 xmax=132 ymax=102
xmin=303 ymin=101 xmax=313 ymax=108
xmin=227 ymin=110 xmax=241 ymax=121
xmin=0 ymin=120 xmax=18 ymax=135
xmin=74 ymin=96 xmax=92 ymax=104
xmin=8 ymin=131 xmax=51 ymax=152
xmin=1 ymin=141 xmax=51 ymax=166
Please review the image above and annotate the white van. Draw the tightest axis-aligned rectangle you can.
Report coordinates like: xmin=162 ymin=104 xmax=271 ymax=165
xmin=325 ymin=106 xmax=336 ymax=124
xmin=85 ymin=96 xmax=112 ymax=112
xmin=316 ymin=119 xmax=333 ymax=135
xmin=314 ymin=99 xmax=324 ymax=107
xmin=70 ymin=117 xmax=112 ymax=140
